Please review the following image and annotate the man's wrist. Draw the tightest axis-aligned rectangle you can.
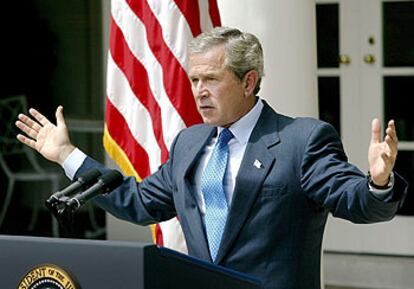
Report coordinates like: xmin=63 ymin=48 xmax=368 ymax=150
xmin=367 ymin=171 xmax=393 ymax=190
xmin=62 ymin=147 xmax=88 ymax=180
xmin=58 ymin=144 xmax=76 ymax=166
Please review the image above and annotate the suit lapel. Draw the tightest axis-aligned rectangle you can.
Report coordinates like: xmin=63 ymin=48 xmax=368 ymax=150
xmin=181 ymin=126 xmax=216 ymax=260
xmin=215 ymin=103 xmax=281 ymax=263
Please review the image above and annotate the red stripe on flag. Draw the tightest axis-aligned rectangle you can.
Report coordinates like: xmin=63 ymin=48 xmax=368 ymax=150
xmin=208 ymin=0 xmax=221 ymax=27
xmin=173 ymin=0 xmax=202 ymax=37
xmin=110 ymin=17 xmax=169 ymax=164
xmin=105 ymin=98 xmax=151 ymax=178
xmin=155 ymin=224 xmax=164 ymax=246
xmin=126 ymin=0 xmax=203 ymax=127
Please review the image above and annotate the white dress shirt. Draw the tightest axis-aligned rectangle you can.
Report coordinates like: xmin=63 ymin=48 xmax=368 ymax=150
xmin=193 ymin=99 xmax=264 ymax=217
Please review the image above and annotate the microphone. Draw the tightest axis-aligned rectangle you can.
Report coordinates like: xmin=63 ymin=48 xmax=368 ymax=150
xmin=46 ymin=168 xmax=102 ymax=206
xmin=66 ymin=170 xmax=124 ymax=211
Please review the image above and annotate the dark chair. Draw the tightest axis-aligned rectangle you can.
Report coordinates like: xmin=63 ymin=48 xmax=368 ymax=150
xmin=0 ymin=95 xmax=60 ymax=236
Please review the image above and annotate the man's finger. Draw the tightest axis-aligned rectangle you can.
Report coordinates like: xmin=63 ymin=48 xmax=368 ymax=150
xmin=15 ymin=120 xmax=39 ymax=140
xmin=371 ymin=118 xmax=382 ymax=144
xmin=385 ymin=135 xmax=398 ymax=155
xmin=16 ymin=134 xmax=37 ymax=150
xmin=29 ymin=108 xmax=50 ymax=127
xmin=386 ymin=120 xmax=398 ymax=143
xmin=18 ymin=113 xmax=42 ymax=132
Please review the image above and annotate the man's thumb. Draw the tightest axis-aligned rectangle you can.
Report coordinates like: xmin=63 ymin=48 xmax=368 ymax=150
xmin=371 ymin=118 xmax=381 ymax=144
xmin=56 ymin=105 xmax=67 ymax=127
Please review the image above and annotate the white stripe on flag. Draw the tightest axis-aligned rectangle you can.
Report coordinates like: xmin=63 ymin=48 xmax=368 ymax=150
xmin=106 ymin=53 xmax=162 ymax=172
xmin=198 ymin=0 xmax=214 ymax=33
xmin=146 ymin=0 xmax=194 ymax=72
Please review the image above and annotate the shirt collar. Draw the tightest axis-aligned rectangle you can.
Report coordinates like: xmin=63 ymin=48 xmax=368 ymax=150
xmin=217 ymin=98 xmax=264 ymax=145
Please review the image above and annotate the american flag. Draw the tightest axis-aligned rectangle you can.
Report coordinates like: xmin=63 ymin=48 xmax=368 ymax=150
xmin=103 ymin=0 xmax=221 ymax=252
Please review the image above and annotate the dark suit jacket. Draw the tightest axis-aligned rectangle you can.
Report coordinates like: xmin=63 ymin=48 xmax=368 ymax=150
xmin=78 ymin=101 xmax=407 ymax=289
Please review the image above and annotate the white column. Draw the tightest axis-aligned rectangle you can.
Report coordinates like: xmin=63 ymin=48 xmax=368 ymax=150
xmin=218 ymin=0 xmax=318 ymax=117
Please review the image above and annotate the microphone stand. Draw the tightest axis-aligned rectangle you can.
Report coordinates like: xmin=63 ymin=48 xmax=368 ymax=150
xmin=45 ymin=168 xmax=104 ymax=237
xmin=45 ymin=197 xmax=76 ymax=238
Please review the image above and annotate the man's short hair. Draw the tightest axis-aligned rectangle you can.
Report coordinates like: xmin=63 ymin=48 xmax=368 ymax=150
xmin=189 ymin=27 xmax=264 ymax=95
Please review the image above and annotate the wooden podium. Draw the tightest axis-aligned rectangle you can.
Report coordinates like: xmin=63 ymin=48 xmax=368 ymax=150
xmin=0 ymin=235 xmax=262 ymax=289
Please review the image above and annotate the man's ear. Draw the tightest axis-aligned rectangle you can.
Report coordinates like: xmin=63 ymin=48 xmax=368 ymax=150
xmin=243 ymin=70 xmax=259 ymax=97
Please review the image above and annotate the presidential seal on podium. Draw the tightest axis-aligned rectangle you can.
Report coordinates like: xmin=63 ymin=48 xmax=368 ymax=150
xmin=17 ymin=264 xmax=80 ymax=289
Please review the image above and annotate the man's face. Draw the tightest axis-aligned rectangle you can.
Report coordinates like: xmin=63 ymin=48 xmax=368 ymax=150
xmin=188 ymin=45 xmax=254 ymax=128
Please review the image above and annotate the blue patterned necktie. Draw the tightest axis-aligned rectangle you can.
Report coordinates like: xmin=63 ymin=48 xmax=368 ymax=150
xmin=201 ymin=128 xmax=233 ymax=261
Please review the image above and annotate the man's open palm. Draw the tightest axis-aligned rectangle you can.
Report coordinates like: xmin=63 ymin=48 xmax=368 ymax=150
xmin=16 ymin=106 xmax=75 ymax=165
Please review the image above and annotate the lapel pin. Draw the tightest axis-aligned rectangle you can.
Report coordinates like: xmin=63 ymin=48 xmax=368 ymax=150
xmin=253 ymin=159 xmax=263 ymax=169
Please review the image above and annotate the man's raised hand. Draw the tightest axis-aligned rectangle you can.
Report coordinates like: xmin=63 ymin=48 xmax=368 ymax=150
xmin=368 ymin=118 xmax=398 ymax=187
xmin=16 ymin=106 xmax=75 ymax=165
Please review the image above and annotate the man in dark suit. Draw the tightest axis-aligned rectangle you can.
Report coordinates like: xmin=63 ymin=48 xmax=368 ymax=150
xmin=16 ymin=27 xmax=407 ymax=289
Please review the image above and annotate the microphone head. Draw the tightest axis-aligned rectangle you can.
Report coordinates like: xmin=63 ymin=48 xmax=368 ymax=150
xmin=47 ymin=168 xmax=103 ymax=207
xmin=99 ymin=170 xmax=124 ymax=193
xmin=63 ymin=170 xmax=124 ymax=211
xmin=78 ymin=168 xmax=102 ymax=185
